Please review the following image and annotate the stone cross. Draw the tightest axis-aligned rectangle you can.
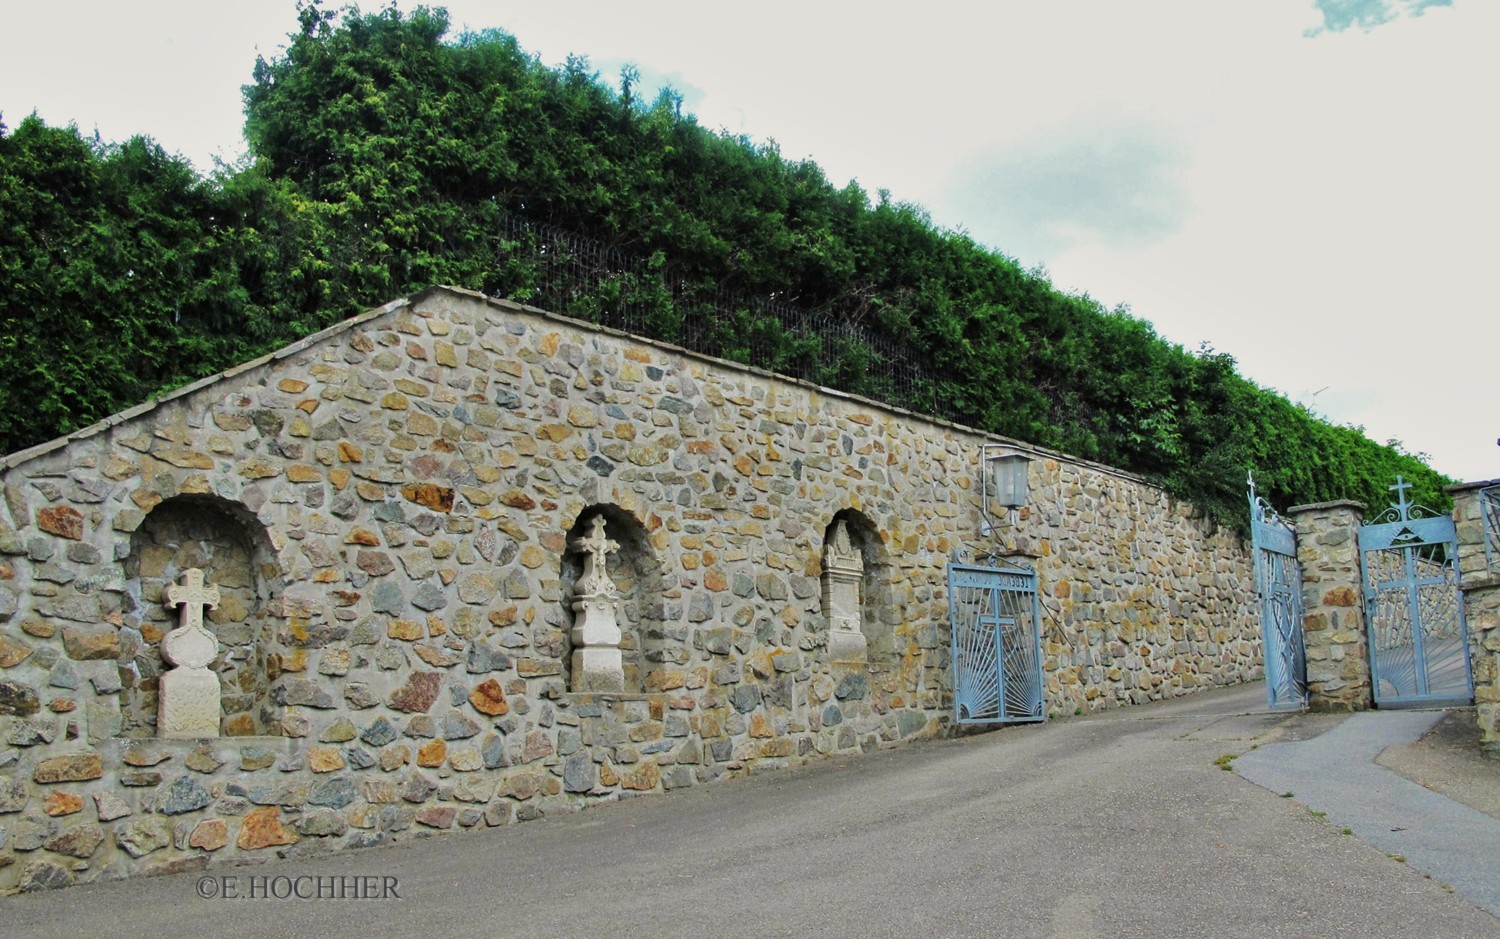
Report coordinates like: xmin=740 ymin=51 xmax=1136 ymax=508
xmin=165 ymin=567 xmax=220 ymax=634
xmin=158 ymin=568 xmax=223 ymax=738
xmin=571 ymin=515 xmax=621 ymax=599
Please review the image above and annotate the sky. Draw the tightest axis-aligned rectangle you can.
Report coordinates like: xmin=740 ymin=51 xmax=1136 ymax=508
xmin=1 ymin=0 xmax=1495 ymax=485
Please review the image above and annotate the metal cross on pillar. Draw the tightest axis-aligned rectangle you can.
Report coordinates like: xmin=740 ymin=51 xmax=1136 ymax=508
xmin=1389 ymin=475 xmax=1415 ymax=523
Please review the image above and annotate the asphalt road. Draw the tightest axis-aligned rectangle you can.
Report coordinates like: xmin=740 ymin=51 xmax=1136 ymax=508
xmin=6 ymin=684 xmax=1497 ymax=939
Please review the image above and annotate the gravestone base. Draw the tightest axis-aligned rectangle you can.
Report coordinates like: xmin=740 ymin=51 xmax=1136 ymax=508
xmin=571 ymin=595 xmax=625 ymax=692
xmin=829 ymin=627 xmax=869 ymax=664
xmin=571 ymin=647 xmax=626 ymax=692
xmin=158 ymin=668 xmax=221 ymax=739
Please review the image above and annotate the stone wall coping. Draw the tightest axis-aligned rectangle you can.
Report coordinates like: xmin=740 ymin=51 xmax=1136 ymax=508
xmin=1448 ymin=478 xmax=1500 ymax=494
xmin=0 ymin=286 xmax=1156 ymax=494
xmin=1287 ymin=499 xmax=1367 ymax=514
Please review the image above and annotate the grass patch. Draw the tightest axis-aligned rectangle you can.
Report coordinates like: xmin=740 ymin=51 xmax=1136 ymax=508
xmin=1213 ymin=753 xmax=1237 ymax=771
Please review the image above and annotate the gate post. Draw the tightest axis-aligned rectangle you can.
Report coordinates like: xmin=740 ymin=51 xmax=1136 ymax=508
xmin=1288 ymin=500 xmax=1372 ymax=711
xmin=1450 ymin=480 xmax=1500 ymax=747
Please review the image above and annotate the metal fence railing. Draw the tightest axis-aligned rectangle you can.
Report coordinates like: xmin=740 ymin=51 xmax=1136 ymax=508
xmin=493 ymin=213 xmax=945 ymax=420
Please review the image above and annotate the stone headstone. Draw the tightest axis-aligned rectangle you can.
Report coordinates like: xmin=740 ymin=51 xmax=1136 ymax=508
xmin=158 ymin=569 xmax=222 ymax=738
xmin=569 ymin=515 xmax=625 ymax=691
xmin=823 ymin=521 xmax=868 ymax=663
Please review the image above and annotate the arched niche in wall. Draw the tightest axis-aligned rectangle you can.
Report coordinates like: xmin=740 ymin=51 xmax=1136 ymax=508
xmin=559 ymin=504 xmax=666 ymax=693
xmin=122 ymin=494 xmax=283 ymax=736
xmin=822 ymin=509 xmax=896 ymax=663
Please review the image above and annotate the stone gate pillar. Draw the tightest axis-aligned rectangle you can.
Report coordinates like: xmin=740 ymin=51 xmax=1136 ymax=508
xmin=1450 ymin=480 xmax=1500 ymax=748
xmin=1288 ymin=500 xmax=1371 ymax=711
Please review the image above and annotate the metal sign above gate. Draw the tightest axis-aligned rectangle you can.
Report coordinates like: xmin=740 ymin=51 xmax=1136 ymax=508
xmin=1358 ymin=476 xmax=1472 ymax=708
xmin=1248 ymin=474 xmax=1307 ymax=711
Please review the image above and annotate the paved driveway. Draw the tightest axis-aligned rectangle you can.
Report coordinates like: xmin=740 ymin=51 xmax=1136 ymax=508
xmin=1236 ymin=709 xmax=1500 ymax=918
xmin=6 ymin=684 xmax=1497 ymax=938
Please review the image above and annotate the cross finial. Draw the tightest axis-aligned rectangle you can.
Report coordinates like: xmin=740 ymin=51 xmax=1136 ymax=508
xmin=1390 ymin=475 xmax=1414 ymax=521
xmin=165 ymin=568 xmax=221 ymax=632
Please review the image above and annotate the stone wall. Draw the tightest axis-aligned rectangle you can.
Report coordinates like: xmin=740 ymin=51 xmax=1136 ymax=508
xmin=1452 ymin=481 xmax=1500 ymax=747
xmin=0 ymin=288 xmax=1261 ymax=892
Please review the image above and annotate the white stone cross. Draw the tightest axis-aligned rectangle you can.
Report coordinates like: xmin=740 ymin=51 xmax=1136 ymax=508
xmin=571 ymin=515 xmax=620 ymax=598
xmin=165 ymin=567 xmax=220 ymax=632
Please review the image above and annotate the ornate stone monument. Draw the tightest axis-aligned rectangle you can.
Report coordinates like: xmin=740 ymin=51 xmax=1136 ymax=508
xmin=570 ymin=515 xmax=626 ymax=692
xmin=823 ymin=520 xmax=868 ymax=663
xmin=158 ymin=568 xmax=222 ymax=738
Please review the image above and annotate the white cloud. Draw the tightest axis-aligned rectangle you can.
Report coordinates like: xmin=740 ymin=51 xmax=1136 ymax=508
xmin=934 ymin=114 xmax=1193 ymax=263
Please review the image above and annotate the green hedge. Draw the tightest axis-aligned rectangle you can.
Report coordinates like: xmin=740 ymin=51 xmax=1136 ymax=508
xmin=0 ymin=4 xmax=1449 ymax=526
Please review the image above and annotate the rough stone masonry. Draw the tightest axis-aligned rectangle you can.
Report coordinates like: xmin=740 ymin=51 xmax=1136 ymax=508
xmin=0 ymin=287 xmax=1262 ymax=893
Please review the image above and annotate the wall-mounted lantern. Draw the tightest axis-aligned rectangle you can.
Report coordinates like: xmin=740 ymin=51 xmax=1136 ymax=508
xmin=979 ymin=444 xmax=1031 ymax=535
xmin=988 ymin=450 xmax=1031 ymax=508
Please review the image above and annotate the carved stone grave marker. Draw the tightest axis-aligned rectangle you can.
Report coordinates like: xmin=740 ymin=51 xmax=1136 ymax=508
xmin=824 ymin=521 xmax=868 ymax=663
xmin=570 ymin=516 xmax=626 ymax=692
xmin=159 ymin=568 xmax=222 ymax=738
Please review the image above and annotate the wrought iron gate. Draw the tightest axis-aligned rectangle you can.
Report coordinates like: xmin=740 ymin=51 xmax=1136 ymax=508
xmin=948 ymin=561 xmax=1045 ymax=725
xmin=1249 ymin=475 xmax=1307 ymax=710
xmin=1358 ymin=476 xmax=1472 ymax=708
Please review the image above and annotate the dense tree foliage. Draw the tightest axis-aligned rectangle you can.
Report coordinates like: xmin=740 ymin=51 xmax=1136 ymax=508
xmin=0 ymin=3 xmax=1449 ymax=526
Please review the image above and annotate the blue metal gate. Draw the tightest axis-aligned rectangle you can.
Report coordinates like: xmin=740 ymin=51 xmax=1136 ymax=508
xmin=1358 ymin=477 xmax=1472 ymax=708
xmin=948 ymin=561 xmax=1045 ymax=725
xmin=1249 ymin=475 xmax=1307 ymax=710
